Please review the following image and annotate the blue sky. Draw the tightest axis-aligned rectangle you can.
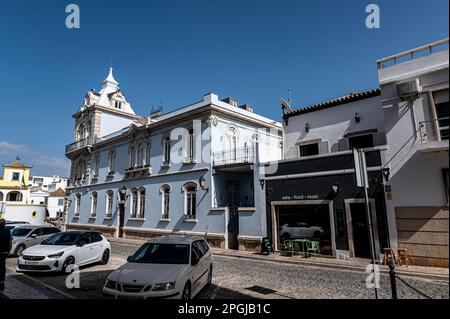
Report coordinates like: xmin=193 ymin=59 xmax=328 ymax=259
xmin=0 ymin=0 xmax=448 ymax=177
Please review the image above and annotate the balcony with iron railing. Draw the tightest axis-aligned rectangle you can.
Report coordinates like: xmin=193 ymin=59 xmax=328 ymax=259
xmin=213 ymin=145 xmax=255 ymax=167
xmin=65 ymin=138 xmax=93 ymax=154
xmin=419 ymin=117 xmax=449 ymax=144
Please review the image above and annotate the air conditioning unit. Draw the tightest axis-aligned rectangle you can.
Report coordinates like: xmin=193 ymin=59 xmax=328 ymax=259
xmin=397 ymin=78 xmax=422 ymax=101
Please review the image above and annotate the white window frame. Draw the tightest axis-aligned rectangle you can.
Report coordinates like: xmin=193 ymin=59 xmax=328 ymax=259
xmin=75 ymin=193 xmax=81 ymax=217
xmin=161 ymin=185 xmax=170 ymax=219
xmin=90 ymin=192 xmax=97 ymax=217
xmin=163 ymin=135 xmax=171 ymax=165
xmin=106 ymin=190 xmax=114 ymax=217
xmin=138 ymin=188 xmax=146 ymax=218
xmin=183 ymin=182 xmax=197 ymax=220
xmin=130 ymin=188 xmax=138 ymax=218
xmin=108 ymin=149 xmax=116 ymax=174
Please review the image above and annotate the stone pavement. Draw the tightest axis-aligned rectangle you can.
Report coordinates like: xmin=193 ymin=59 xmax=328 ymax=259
xmin=1 ymin=269 xmax=71 ymax=299
xmin=109 ymin=237 xmax=449 ymax=282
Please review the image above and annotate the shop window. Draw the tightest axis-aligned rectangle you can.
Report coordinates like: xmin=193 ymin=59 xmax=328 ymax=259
xmin=277 ymin=204 xmax=333 ymax=256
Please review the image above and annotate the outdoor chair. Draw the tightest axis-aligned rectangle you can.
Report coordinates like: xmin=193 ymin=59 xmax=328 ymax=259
xmin=306 ymin=240 xmax=320 ymax=257
xmin=383 ymin=248 xmax=397 ymax=266
xmin=397 ymin=248 xmax=410 ymax=267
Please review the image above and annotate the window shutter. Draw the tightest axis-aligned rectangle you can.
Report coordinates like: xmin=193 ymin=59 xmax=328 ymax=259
xmin=318 ymin=141 xmax=329 ymax=155
xmin=338 ymin=138 xmax=349 ymax=151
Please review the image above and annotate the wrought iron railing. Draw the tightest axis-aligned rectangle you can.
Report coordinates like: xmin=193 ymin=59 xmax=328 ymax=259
xmin=419 ymin=117 xmax=449 ymax=143
xmin=65 ymin=138 xmax=93 ymax=153
xmin=213 ymin=145 xmax=255 ymax=166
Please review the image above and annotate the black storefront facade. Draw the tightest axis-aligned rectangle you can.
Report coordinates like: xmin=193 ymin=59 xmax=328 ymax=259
xmin=263 ymin=148 xmax=389 ymax=260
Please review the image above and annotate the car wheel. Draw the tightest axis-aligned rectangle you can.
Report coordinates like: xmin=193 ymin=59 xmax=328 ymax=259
xmin=182 ymin=282 xmax=191 ymax=300
xmin=206 ymin=265 xmax=213 ymax=287
xmin=100 ymin=249 xmax=110 ymax=265
xmin=14 ymin=244 xmax=25 ymax=256
xmin=62 ymin=256 xmax=75 ymax=273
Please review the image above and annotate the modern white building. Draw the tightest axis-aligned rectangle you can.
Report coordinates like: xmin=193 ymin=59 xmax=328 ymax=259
xmin=65 ymin=68 xmax=283 ymax=251
xmin=29 ymin=175 xmax=68 ymax=193
xmin=378 ymin=38 xmax=449 ymax=267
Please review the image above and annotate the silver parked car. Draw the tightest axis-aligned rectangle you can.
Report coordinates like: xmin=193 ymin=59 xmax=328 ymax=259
xmin=10 ymin=225 xmax=61 ymax=256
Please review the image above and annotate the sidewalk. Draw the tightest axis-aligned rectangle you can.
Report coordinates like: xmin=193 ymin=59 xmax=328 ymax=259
xmin=110 ymin=237 xmax=449 ymax=282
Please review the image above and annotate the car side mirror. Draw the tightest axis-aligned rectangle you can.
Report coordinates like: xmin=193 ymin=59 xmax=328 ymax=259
xmin=127 ymin=256 xmax=133 ymax=262
xmin=30 ymin=234 xmax=37 ymax=238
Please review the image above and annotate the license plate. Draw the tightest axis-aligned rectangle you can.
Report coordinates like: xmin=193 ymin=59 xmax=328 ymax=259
xmin=24 ymin=261 xmax=39 ymax=265
xmin=118 ymin=295 xmax=143 ymax=300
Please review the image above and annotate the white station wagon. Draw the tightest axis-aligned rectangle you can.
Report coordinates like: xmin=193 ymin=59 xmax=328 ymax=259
xmin=103 ymin=235 xmax=213 ymax=299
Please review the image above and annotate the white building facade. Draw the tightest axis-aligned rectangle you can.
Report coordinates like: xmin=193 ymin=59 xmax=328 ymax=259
xmin=378 ymin=39 xmax=449 ymax=267
xmin=65 ymin=69 xmax=283 ymax=251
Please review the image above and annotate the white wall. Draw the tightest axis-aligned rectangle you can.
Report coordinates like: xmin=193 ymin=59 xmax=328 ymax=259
xmin=284 ymin=95 xmax=385 ymax=159
xmin=99 ymin=112 xmax=135 ymax=137
xmin=47 ymin=196 xmax=64 ymax=219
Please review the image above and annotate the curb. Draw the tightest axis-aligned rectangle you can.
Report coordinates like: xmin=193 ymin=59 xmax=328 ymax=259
xmin=212 ymin=251 xmax=449 ymax=283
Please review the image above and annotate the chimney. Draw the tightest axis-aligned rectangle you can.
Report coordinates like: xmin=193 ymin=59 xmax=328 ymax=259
xmin=221 ymin=97 xmax=239 ymax=107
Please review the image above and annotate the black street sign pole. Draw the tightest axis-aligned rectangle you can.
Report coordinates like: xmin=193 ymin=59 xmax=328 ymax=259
xmin=363 ymin=176 xmax=379 ymax=299
xmin=354 ymin=149 xmax=379 ymax=299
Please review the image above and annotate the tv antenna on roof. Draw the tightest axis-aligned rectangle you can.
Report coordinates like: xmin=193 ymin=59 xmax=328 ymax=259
xmin=279 ymin=88 xmax=293 ymax=113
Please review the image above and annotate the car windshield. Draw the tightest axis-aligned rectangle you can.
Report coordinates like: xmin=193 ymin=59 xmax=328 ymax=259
xmin=128 ymin=243 xmax=190 ymax=264
xmin=11 ymin=228 xmax=33 ymax=237
xmin=41 ymin=232 xmax=80 ymax=246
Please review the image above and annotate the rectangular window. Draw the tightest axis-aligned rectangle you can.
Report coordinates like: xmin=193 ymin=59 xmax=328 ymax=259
xmin=299 ymin=143 xmax=319 ymax=157
xmin=432 ymin=89 xmax=449 ymax=140
xmin=58 ymin=199 xmax=64 ymax=206
xmin=12 ymin=172 xmax=20 ymax=181
xmin=348 ymin=134 xmax=374 ymax=149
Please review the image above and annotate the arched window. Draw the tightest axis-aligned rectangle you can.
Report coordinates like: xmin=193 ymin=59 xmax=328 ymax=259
xmin=228 ymin=127 xmax=238 ymax=162
xmin=183 ymin=183 xmax=197 ymax=219
xmin=138 ymin=188 xmax=146 ymax=218
xmin=108 ymin=149 xmax=116 ymax=175
xmin=130 ymin=188 xmax=138 ymax=218
xmin=129 ymin=145 xmax=136 ymax=168
xmin=252 ymin=133 xmax=260 ymax=144
xmin=75 ymin=193 xmax=81 ymax=217
xmin=92 ymin=153 xmax=100 ymax=178
xmin=137 ymin=143 xmax=144 ymax=166
xmin=75 ymin=159 xmax=86 ymax=183
xmin=0 ymin=191 xmax=3 ymax=202
xmin=146 ymin=142 xmax=151 ymax=166
xmin=6 ymin=191 xmax=22 ymax=202
xmin=161 ymin=185 xmax=171 ymax=219
xmin=90 ymin=192 xmax=98 ymax=217
xmin=163 ymin=135 xmax=171 ymax=165
xmin=106 ymin=190 xmax=114 ymax=217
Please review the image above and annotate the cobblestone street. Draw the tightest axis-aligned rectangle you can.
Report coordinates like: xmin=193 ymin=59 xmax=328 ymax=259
xmin=3 ymin=241 xmax=448 ymax=299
